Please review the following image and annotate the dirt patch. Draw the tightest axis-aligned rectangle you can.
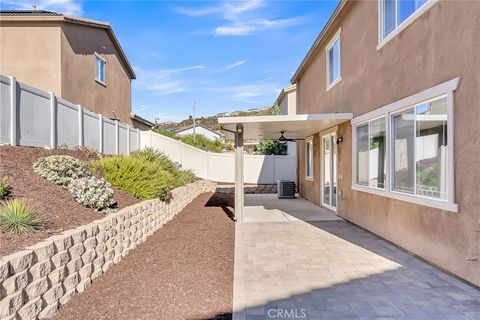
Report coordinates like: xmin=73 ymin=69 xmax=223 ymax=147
xmin=53 ymin=192 xmax=234 ymax=320
xmin=0 ymin=146 xmax=140 ymax=257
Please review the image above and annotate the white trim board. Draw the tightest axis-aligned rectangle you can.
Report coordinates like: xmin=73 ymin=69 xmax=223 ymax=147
xmin=351 ymin=78 xmax=459 ymax=125
xmin=351 ymin=184 xmax=458 ymax=212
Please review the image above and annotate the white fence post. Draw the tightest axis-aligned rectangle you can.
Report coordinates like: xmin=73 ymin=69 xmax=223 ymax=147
xmin=115 ymin=120 xmax=119 ymax=155
xmin=9 ymin=76 xmax=17 ymax=146
xmin=49 ymin=92 xmax=57 ymax=149
xmin=126 ymin=125 xmax=130 ymax=155
xmin=78 ymin=105 xmax=84 ymax=147
xmin=137 ymin=128 xmax=140 ymax=150
xmin=98 ymin=114 xmax=103 ymax=153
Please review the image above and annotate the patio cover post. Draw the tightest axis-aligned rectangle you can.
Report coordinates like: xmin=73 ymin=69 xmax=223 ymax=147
xmin=234 ymin=124 xmax=244 ymax=222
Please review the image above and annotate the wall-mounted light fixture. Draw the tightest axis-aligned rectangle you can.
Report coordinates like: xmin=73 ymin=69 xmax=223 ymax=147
xmin=336 ymin=137 xmax=343 ymax=144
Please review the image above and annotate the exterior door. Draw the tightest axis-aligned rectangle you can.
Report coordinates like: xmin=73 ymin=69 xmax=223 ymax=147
xmin=322 ymin=133 xmax=337 ymax=211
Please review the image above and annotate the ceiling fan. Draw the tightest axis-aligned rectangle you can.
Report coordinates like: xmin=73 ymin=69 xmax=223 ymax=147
xmin=278 ymin=131 xmax=304 ymax=143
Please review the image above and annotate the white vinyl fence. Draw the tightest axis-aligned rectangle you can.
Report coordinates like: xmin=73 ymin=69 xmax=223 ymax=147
xmin=0 ymin=75 xmax=296 ymax=184
xmin=0 ymin=75 xmax=140 ymax=154
xmin=140 ymin=131 xmax=296 ymax=184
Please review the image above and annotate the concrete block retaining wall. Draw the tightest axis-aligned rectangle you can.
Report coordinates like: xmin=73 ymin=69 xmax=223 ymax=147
xmin=0 ymin=180 xmax=216 ymax=320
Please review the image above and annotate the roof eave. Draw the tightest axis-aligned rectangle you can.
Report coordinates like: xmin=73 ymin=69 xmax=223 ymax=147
xmin=130 ymin=113 xmax=154 ymax=127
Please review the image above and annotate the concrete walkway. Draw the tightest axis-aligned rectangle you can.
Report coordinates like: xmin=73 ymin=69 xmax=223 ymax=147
xmin=233 ymin=195 xmax=480 ymax=320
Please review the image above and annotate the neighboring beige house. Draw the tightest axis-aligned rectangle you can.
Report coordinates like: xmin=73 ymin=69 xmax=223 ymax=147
xmin=0 ymin=10 xmax=147 ymax=128
xmin=275 ymin=84 xmax=296 ymax=115
xmin=221 ymin=0 xmax=480 ymax=288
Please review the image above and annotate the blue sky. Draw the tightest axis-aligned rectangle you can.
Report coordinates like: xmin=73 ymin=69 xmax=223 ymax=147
xmin=4 ymin=0 xmax=339 ymax=123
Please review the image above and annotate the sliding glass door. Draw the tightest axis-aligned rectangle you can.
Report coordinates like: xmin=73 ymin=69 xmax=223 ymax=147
xmin=322 ymin=133 xmax=337 ymax=211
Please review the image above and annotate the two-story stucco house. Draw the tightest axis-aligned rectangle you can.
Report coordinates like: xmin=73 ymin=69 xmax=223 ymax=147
xmin=0 ymin=10 xmax=149 ymax=128
xmin=220 ymin=0 xmax=480 ymax=287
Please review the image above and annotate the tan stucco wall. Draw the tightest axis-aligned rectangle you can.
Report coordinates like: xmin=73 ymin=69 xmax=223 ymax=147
xmin=0 ymin=22 xmax=62 ymax=94
xmin=60 ymin=23 xmax=132 ymax=124
xmin=296 ymin=1 xmax=480 ymax=286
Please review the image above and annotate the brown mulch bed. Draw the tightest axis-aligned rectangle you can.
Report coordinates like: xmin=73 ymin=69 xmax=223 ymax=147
xmin=0 ymin=145 xmax=140 ymax=257
xmin=52 ymin=192 xmax=235 ymax=320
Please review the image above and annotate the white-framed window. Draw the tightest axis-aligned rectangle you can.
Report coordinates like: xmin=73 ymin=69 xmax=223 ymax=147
xmin=326 ymin=29 xmax=341 ymax=90
xmin=355 ymin=117 xmax=386 ymax=189
xmin=305 ymin=138 xmax=314 ymax=179
xmin=378 ymin=0 xmax=437 ymax=48
xmin=392 ymin=97 xmax=448 ymax=200
xmin=95 ymin=53 xmax=106 ymax=84
xmin=351 ymin=77 xmax=459 ymax=212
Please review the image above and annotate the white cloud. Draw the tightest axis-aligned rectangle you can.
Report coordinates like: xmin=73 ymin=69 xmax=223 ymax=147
xmin=175 ymin=0 xmax=263 ymax=18
xmin=175 ymin=0 xmax=304 ymax=36
xmin=202 ymin=82 xmax=280 ymax=103
xmin=2 ymin=0 xmax=83 ymax=16
xmin=134 ymin=65 xmax=205 ymax=96
xmin=215 ymin=17 xmax=304 ymax=36
xmin=145 ymin=81 xmax=186 ymax=95
xmin=224 ymin=59 xmax=247 ymax=70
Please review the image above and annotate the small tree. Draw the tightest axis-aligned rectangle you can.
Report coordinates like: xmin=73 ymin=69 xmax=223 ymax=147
xmin=271 ymin=103 xmax=281 ymax=115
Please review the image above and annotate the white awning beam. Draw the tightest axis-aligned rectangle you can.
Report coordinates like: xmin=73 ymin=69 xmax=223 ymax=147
xmin=219 ymin=113 xmax=353 ymax=140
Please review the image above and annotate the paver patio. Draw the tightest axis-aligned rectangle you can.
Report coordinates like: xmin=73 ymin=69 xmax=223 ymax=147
xmin=233 ymin=194 xmax=480 ymax=320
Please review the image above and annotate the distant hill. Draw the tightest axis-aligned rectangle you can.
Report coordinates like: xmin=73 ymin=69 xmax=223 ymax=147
xmin=157 ymin=106 xmax=274 ymax=131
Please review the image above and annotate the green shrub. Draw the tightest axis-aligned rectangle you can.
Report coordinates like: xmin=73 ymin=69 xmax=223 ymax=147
xmin=91 ymin=149 xmax=195 ymax=201
xmin=179 ymin=134 xmax=228 ymax=152
xmin=0 ymin=176 xmax=11 ymax=199
xmin=67 ymin=176 xmax=115 ymax=211
xmin=0 ymin=199 xmax=44 ymax=234
xmin=33 ymin=155 xmax=91 ymax=186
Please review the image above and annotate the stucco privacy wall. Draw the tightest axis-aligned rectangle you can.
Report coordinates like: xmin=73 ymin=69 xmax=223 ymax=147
xmin=296 ymin=1 xmax=480 ymax=286
xmin=0 ymin=180 xmax=216 ymax=320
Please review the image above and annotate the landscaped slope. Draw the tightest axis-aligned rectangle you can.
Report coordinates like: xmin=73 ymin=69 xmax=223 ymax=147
xmin=0 ymin=146 xmax=140 ymax=257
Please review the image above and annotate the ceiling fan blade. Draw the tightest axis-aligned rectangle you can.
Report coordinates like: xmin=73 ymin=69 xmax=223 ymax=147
xmin=278 ymin=131 xmax=305 ymax=142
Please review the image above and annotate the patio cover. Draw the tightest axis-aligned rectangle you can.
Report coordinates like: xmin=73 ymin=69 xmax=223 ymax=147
xmin=218 ymin=113 xmax=353 ymax=222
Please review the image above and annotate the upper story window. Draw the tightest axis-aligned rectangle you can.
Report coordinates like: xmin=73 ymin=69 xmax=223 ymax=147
xmin=326 ymin=29 xmax=341 ymax=90
xmin=95 ymin=53 xmax=106 ymax=85
xmin=351 ymin=78 xmax=459 ymax=212
xmin=380 ymin=0 xmax=433 ymax=45
xmin=306 ymin=138 xmax=313 ymax=179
